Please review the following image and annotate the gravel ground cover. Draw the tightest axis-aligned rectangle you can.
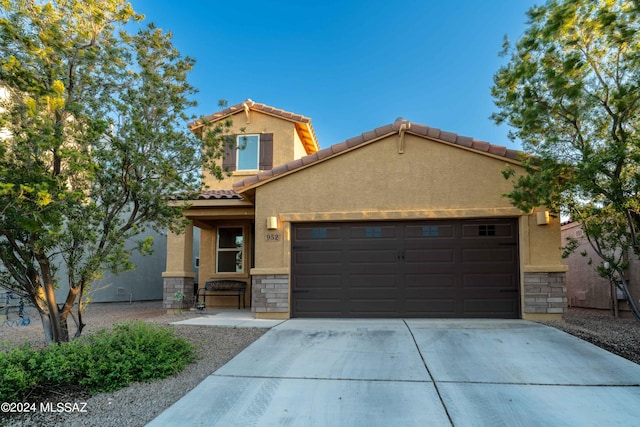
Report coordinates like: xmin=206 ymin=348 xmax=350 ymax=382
xmin=0 ymin=301 xmax=639 ymax=426
xmin=0 ymin=301 xmax=266 ymax=427
xmin=538 ymin=307 xmax=640 ymax=365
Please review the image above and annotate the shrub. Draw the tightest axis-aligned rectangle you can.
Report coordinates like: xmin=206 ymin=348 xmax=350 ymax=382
xmin=77 ymin=321 xmax=195 ymax=393
xmin=0 ymin=345 xmax=38 ymax=401
xmin=0 ymin=321 xmax=194 ymax=400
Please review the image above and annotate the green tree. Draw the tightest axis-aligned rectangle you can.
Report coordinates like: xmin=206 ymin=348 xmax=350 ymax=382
xmin=492 ymin=0 xmax=640 ymax=319
xmin=0 ymin=0 xmax=229 ymax=343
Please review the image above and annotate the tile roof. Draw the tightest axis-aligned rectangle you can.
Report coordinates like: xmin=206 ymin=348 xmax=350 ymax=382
xmin=233 ymin=119 xmax=525 ymax=193
xmin=188 ymin=99 xmax=319 ymax=155
xmin=173 ymin=189 xmax=243 ymax=200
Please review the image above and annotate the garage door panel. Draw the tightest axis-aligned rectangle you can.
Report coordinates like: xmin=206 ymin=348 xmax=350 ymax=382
xmin=404 ymin=224 xmax=455 ymax=239
xmin=405 ymin=274 xmax=456 ymax=288
xmin=294 ymin=274 xmax=342 ymax=287
xmin=348 ymin=225 xmax=398 ymax=240
xmin=293 ymin=226 xmax=342 ymax=241
xmin=349 ymin=249 xmax=398 ymax=264
xmin=293 ymin=300 xmax=343 ymax=317
xmin=462 ymin=273 xmax=518 ymax=288
xmin=348 ymin=299 xmax=399 ymax=315
xmin=462 ymin=248 xmax=515 ymax=263
xmin=293 ymin=249 xmax=343 ymax=264
xmin=348 ymin=275 xmax=397 ymax=288
xmin=291 ymin=220 xmax=519 ymax=318
xmin=404 ymin=299 xmax=457 ymax=315
xmin=463 ymin=298 xmax=520 ymax=318
xmin=405 ymin=248 xmax=456 ymax=263
xmin=462 ymin=222 xmax=516 ymax=239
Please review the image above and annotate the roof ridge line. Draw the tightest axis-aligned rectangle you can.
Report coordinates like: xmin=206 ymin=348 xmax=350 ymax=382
xmin=232 ymin=120 xmax=525 ymax=193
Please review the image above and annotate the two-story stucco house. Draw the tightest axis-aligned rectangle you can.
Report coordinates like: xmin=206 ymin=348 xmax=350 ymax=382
xmin=162 ymin=100 xmax=568 ymax=321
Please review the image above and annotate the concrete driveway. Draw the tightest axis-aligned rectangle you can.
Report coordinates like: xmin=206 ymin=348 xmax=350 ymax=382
xmin=148 ymin=319 xmax=640 ymax=426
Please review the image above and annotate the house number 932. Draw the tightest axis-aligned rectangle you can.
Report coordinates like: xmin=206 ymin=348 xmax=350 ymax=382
xmin=265 ymin=233 xmax=280 ymax=241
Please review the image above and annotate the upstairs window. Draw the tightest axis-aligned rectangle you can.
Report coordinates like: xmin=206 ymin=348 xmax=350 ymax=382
xmin=222 ymin=133 xmax=274 ymax=172
xmin=236 ymin=135 xmax=259 ymax=170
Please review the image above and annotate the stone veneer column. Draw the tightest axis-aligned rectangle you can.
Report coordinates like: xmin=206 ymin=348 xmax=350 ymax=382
xmin=252 ymin=275 xmax=289 ymax=315
xmin=162 ymin=223 xmax=195 ymax=311
xmin=524 ymin=272 xmax=567 ymax=314
xmin=163 ymin=277 xmax=195 ymax=310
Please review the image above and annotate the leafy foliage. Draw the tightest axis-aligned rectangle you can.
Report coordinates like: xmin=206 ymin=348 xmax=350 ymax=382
xmin=492 ymin=0 xmax=640 ymax=318
xmin=0 ymin=0 xmax=229 ymax=342
xmin=0 ymin=321 xmax=194 ymax=400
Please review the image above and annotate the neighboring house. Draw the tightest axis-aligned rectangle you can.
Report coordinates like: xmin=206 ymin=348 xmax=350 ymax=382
xmin=163 ymin=100 xmax=567 ymax=320
xmin=561 ymin=221 xmax=639 ymax=313
xmin=71 ymin=231 xmax=167 ymax=303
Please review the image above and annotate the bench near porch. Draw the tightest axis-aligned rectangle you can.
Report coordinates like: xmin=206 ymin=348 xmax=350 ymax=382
xmin=196 ymin=279 xmax=247 ymax=309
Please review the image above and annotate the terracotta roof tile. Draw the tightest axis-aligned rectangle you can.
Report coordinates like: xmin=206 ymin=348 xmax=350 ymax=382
xmin=505 ymin=149 xmax=523 ymax=161
xmin=301 ymin=153 xmax=319 ymax=165
xmin=374 ymin=124 xmax=394 ymax=136
xmin=242 ymin=175 xmax=260 ymax=187
xmin=331 ymin=141 xmax=349 ymax=153
xmin=410 ymin=123 xmax=429 ymax=135
xmin=488 ymin=145 xmax=507 ymax=156
xmin=287 ymin=158 xmax=304 ymax=170
xmin=471 ymin=140 xmax=491 ymax=152
xmin=427 ymin=127 xmax=441 ymax=139
xmin=271 ymin=164 xmax=289 ymax=176
xmin=439 ymin=131 xmax=458 ymax=144
xmin=233 ymin=120 xmax=525 ymax=192
xmin=362 ymin=130 xmax=378 ymax=141
xmin=316 ymin=147 xmax=334 ymax=160
xmin=454 ymin=135 xmax=474 ymax=148
xmin=345 ymin=135 xmax=365 ymax=148
xmin=194 ymin=189 xmax=242 ymax=200
xmin=257 ymin=170 xmax=274 ymax=181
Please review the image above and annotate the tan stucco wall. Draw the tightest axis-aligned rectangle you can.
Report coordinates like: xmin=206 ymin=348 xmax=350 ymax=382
xmin=251 ymin=133 xmax=549 ymax=270
xmin=248 ymin=133 xmax=566 ymax=319
xmin=203 ymin=111 xmax=307 ymax=190
xmin=162 ymin=222 xmax=195 ymax=279
xmin=196 ymin=221 xmax=253 ymax=308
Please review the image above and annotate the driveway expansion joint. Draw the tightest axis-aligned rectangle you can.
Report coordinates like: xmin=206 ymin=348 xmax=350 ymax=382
xmin=403 ymin=319 xmax=455 ymax=427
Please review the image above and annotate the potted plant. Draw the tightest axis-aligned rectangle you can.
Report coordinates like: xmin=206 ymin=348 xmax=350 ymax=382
xmin=196 ymin=301 xmax=206 ymax=311
xmin=173 ymin=291 xmax=185 ymax=315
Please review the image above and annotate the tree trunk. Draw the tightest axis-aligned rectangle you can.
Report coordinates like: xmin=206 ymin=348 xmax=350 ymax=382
xmin=36 ymin=253 xmax=68 ymax=343
xmin=39 ymin=311 xmax=54 ymax=343
xmin=611 ymin=278 xmax=619 ymax=318
xmin=617 ymin=272 xmax=640 ymax=321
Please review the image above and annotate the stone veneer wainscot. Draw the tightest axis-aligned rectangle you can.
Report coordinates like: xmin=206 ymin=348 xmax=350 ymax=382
xmin=252 ymin=275 xmax=289 ymax=313
xmin=524 ymin=272 xmax=567 ymax=314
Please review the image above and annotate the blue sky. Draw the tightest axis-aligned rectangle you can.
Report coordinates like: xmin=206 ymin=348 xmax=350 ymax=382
xmin=130 ymin=0 xmax=537 ymax=150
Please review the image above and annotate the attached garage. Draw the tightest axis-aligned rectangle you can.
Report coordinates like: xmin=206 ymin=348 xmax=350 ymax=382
xmin=291 ymin=219 xmax=519 ymax=318
xmin=231 ymin=118 xmax=567 ymax=321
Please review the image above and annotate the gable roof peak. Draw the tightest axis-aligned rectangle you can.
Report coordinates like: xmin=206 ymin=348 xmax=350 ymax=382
xmin=189 ymin=99 xmax=320 ymax=155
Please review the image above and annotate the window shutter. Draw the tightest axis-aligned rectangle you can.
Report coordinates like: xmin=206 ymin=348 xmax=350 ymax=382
xmin=259 ymin=133 xmax=273 ymax=170
xmin=222 ymin=135 xmax=237 ymax=171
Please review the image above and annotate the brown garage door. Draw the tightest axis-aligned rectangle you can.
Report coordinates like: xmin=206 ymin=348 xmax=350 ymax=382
xmin=291 ymin=219 xmax=519 ymax=318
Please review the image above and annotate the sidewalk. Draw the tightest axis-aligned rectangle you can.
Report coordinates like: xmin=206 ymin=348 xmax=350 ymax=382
xmin=170 ymin=309 xmax=286 ymax=329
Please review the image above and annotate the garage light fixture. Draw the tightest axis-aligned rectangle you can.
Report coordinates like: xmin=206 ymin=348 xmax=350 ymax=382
xmin=267 ymin=216 xmax=278 ymax=230
xmin=536 ymin=210 xmax=550 ymax=226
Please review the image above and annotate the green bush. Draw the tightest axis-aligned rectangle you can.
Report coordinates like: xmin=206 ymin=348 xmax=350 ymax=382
xmin=0 ymin=345 xmax=38 ymax=401
xmin=78 ymin=321 xmax=195 ymax=392
xmin=0 ymin=321 xmax=194 ymax=401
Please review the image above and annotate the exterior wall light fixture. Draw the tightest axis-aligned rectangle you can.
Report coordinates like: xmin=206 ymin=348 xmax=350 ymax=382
xmin=536 ymin=210 xmax=550 ymax=226
xmin=267 ymin=216 xmax=278 ymax=230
